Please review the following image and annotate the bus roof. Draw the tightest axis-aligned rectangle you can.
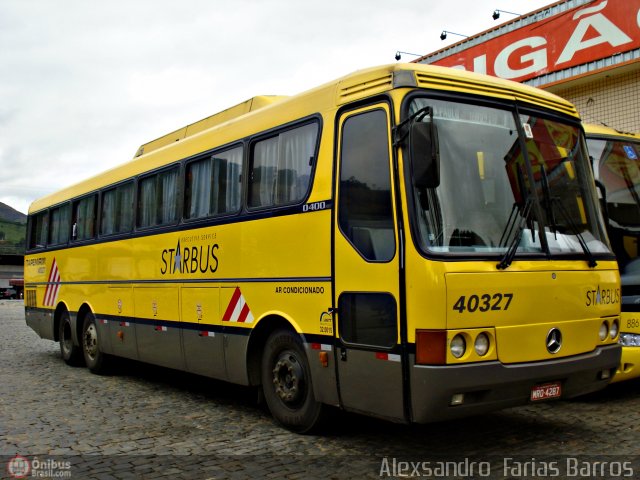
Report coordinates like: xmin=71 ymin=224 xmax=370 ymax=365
xmin=29 ymin=63 xmax=579 ymax=214
xmin=583 ymin=123 xmax=639 ymax=140
xmin=133 ymin=95 xmax=289 ymax=158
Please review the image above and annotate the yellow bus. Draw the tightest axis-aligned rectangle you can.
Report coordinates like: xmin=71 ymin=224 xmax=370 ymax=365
xmin=586 ymin=124 xmax=640 ymax=383
xmin=25 ymin=64 xmax=621 ymax=432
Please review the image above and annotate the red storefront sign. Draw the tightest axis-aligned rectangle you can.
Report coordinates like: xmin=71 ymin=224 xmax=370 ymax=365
xmin=429 ymin=0 xmax=640 ymax=82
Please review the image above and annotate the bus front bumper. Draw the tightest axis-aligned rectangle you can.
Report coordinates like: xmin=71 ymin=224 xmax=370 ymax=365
xmin=611 ymin=345 xmax=640 ymax=383
xmin=410 ymin=344 xmax=620 ymax=424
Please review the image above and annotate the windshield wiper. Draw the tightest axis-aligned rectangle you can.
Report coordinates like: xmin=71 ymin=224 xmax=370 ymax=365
xmin=550 ymin=198 xmax=598 ymax=268
xmin=497 ymin=197 xmax=533 ymax=270
xmin=392 ymin=106 xmax=432 ymax=147
xmin=539 ymin=165 xmax=558 ymax=238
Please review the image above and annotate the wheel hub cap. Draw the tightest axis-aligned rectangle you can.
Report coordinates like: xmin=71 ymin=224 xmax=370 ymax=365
xmin=272 ymin=353 xmax=304 ymax=404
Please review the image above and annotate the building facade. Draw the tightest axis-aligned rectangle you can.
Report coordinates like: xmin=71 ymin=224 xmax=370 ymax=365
xmin=417 ymin=0 xmax=639 ymax=132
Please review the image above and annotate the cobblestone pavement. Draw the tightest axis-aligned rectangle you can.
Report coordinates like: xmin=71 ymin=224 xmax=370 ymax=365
xmin=1 ymin=300 xmax=639 ymax=479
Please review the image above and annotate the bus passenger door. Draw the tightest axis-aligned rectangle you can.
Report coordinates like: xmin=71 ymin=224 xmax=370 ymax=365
xmin=333 ymin=104 xmax=405 ymax=421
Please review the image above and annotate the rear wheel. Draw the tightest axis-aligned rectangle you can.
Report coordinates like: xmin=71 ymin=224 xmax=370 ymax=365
xmin=58 ymin=311 xmax=83 ymax=366
xmin=261 ymin=329 xmax=325 ymax=433
xmin=82 ymin=312 xmax=109 ymax=374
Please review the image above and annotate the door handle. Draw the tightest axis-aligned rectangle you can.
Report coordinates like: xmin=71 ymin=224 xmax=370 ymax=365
xmin=340 ymin=348 xmax=347 ymax=361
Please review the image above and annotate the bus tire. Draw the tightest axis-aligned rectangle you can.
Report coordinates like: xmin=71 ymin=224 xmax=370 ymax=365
xmin=261 ymin=329 xmax=325 ymax=433
xmin=59 ymin=310 xmax=83 ymax=366
xmin=81 ymin=312 xmax=109 ymax=374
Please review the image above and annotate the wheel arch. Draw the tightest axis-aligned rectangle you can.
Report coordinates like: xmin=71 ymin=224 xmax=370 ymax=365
xmin=53 ymin=301 xmax=71 ymax=342
xmin=246 ymin=314 xmax=301 ymax=386
xmin=75 ymin=302 xmax=96 ymax=345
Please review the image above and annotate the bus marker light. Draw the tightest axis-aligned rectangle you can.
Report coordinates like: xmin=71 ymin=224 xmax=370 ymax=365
xmin=450 ymin=394 xmax=464 ymax=406
xmin=599 ymin=321 xmax=608 ymax=341
xmin=117 ymin=331 xmax=124 ymax=341
xmin=416 ymin=330 xmax=446 ymax=365
xmin=474 ymin=333 xmax=490 ymax=356
xmin=450 ymin=334 xmax=466 ymax=358
xmin=319 ymin=351 xmax=329 ymax=368
xmin=610 ymin=320 xmax=619 ymax=339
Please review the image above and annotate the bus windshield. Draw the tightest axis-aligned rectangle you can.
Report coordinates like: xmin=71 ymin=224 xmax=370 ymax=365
xmin=407 ymin=98 xmax=611 ymax=261
xmin=588 ymin=136 xmax=640 ymax=229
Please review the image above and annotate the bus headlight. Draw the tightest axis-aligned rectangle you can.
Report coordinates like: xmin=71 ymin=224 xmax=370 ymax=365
xmin=450 ymin=334 xmax=466 ymax=358
xmin=474 ymin=333 xmax=490 ymax=356
xmin=610 ymin=320 xmax=619 ymax=340
xmin=620 ymin=333 xmax=640 ymax=346
xmin=599 ymin=321 xmax=608 ymax=341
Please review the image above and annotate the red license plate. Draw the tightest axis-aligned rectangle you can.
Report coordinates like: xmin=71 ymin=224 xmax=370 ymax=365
xmin=530 ymin=382 xmax=562 ymax=401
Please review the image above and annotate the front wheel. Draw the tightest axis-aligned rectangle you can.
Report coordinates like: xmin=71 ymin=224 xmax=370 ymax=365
xmin=82 ymin=312 xmax=110 ymax=374
xmin=59 ymin=311 xmax=83 ymax=366
xmin=261 ymin=329 xmax=325 ymax=433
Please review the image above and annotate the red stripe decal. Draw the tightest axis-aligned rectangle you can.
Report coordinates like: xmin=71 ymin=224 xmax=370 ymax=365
xmin=237 ymin=302 xmax=251 ymax=323
xmin=222 ymin=287 xmax=242 ymax=321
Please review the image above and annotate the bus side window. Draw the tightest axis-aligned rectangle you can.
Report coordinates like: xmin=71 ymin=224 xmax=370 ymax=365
xmin=338 ymin=109 xmax=395 ymax=262
xmin=338 ymin=293 xmax=397 ymax=348
xmin=72 ymin=195 xmax=97 ymax=241
xmin=49 ymin=204 xmax=71 ymax=245
xmin=185 ymin=145 xmax=243 ymax=219
xmin=28 ymin=211 xmax=48 ymax=249
xmin=248 ymin=123 xmax=317 ymax=209
xmin=102 ymin=182 xmax=134 ymax=235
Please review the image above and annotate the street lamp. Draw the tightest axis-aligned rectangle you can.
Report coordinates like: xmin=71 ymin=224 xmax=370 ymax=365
xmin=395 ymin=51 xmax=422 ymax=61
xmin=440 ymin=31 xmax=468 ymax=41
xmin=492 ymin=9 xmax=521 ymax=20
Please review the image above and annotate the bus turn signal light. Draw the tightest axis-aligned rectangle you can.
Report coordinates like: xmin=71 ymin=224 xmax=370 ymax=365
xmin=416 ymin=330 xmax=447 ymax=365
xmin=319 ymin=351 xmax=329 ymax=368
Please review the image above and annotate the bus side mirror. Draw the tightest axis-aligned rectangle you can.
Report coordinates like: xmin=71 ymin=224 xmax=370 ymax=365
xmin=410 ymin=121 xmax=440 ymax=189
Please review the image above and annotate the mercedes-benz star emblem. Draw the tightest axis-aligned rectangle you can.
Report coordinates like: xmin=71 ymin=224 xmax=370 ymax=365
xmin=546 ymin=328 xmax=562 ymax=354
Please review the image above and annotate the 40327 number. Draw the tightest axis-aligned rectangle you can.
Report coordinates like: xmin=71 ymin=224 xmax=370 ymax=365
xmin=452 ymin=293 xmax=514 ymax=313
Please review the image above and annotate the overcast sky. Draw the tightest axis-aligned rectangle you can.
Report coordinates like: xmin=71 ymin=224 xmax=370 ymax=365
xmin=0 ymin=0 xmax=553 ymax=214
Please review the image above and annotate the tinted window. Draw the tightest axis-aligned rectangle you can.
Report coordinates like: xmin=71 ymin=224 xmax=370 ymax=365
xmin=72 ymin=195 xmax=97 ymax=241
xmin=185 ymin=146 xmax=242 ymax=219
xmin=49 ymin=204 xmax=71 ymax=245
xmin=101 ymin=182 xmax=134 ymax=235
xmin=137 ymin=167 xmax=179 ymax=228
xmin=338 ymin=109 xmax=395 ymax=261
xmin=249 ymin=123 xmax=317 ymax=208
xmin=28 ymin=212 xmax=48 ymax=249
xmin=338 ymin=293 xmax=397 ymax=347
